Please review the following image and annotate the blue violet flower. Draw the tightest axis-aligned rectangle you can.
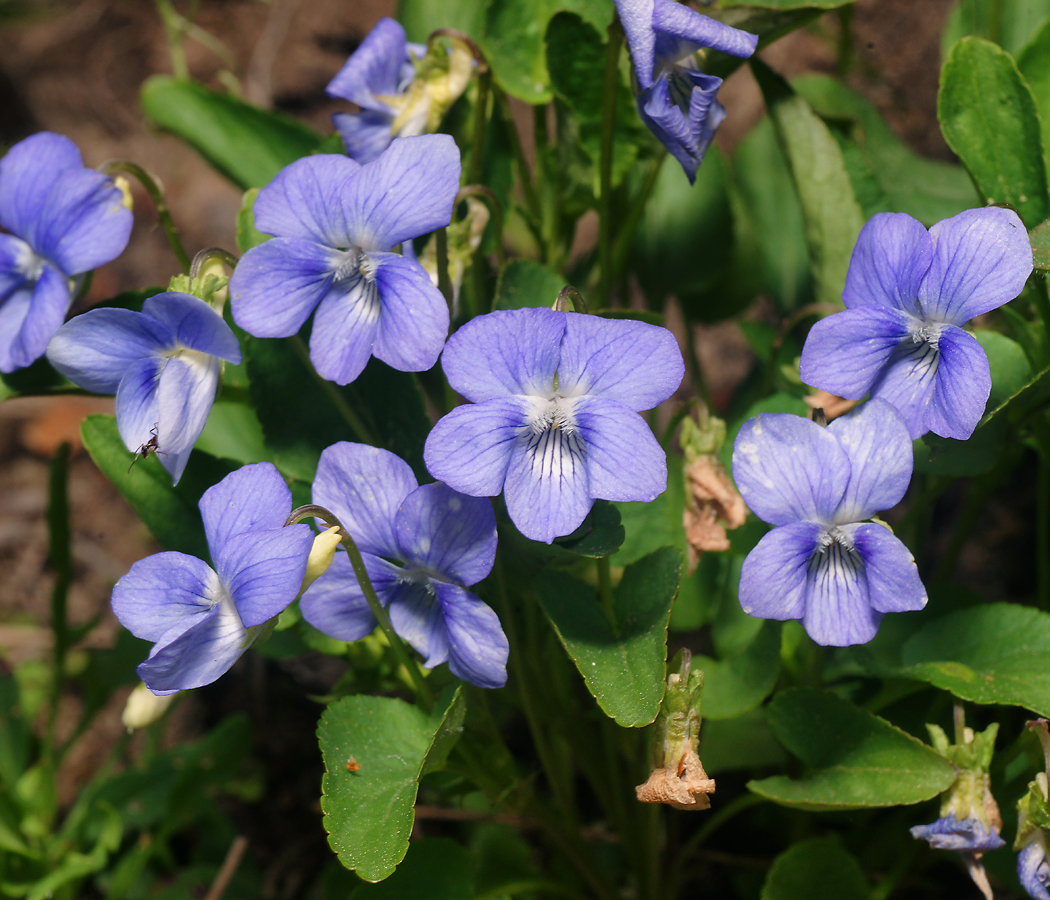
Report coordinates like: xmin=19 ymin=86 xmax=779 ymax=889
xmin=112 ymin=463 xmax=314 ymax=694
xmin=732 ymin=398 xmax=927 ymax=646
xmin=423 ymin=307 xmax=685 ymax=544
xmin=0 ymin=132 xmax=133 ymax=373
xmin=301 ymin=442 xmax=509 ymax=689
xmin=615 ymin=0 xmax=757 ymax=181
xmin=47 ymin=291 xmax=241 ymax=484
xmin=800 ymin=208 xmax=1034 ymax=440
xmin=229 ymin=135 xmax=459 ymax=385
xmin=1020 ymin=839 xmax=1050 ymax=900
xmin=911 ymin=814 xmax=1005 ymax=853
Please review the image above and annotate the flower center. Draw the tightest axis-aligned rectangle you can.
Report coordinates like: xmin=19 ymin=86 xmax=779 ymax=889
xmin=908 ymin=318 xmax=946 ymax=349
xmin=808 ymin=526 xmax=862 ymax=580
xmin=13 ymin=238 xmax=46 ymax=283
xmin=521 ymin=395 xmax=586 ymax=479
xmin=333 ymin=247 xmax=372 ymax=284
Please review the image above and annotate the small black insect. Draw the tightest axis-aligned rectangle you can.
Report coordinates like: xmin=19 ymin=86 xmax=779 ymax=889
xmin=127 ymin=423 xmax=168 ymax=473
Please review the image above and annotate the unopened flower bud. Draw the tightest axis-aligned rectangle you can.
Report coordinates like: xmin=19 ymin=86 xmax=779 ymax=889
xmin=299 ymin=526 xmax=342 ymax=596
xmin=122 ymin=681 xmax=176 ymax=731
xmin=636 ymin=649 xmax=714 ymax=810
xmin=113 ymin=175 xmax=134 ymax=212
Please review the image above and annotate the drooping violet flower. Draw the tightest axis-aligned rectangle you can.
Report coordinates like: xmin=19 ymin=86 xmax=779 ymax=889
xmin=112 ymin=463 xmax=313 ymax=694
xmin=800 ymin=209 xmax=1033 ymax=440
xmin=1020 ymin=839 xmax=1050 ymax=900
xmin=300 ymin=442 xmax=508 ymax=689
xmin=0 ymin=132 xmax=133 ymax=373
xmin=911 ymin=815 xmax=1005 ymax=853
xmin=732 ymin=399 xmax=926 ymax=646
xmin=1015 ymin=722 xmax=1050 ymax=900
xmin=327 ymin=18 xmax=472 ymax=164
xmin=614 ymin=0 xmax=756 ymax=181
xmin=423 ymin=307 xmax=684 ymax=544
xmin=47 ymin=292 xmax=241 ymax=484
xmin=229 ymin=135 xmax=459 ymax=385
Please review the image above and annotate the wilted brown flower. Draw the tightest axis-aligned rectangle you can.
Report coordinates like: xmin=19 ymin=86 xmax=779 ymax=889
xmin=682 ymin=455 xmax=747 ymax=573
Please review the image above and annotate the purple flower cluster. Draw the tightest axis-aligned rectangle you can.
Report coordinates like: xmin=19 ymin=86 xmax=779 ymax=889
xmin=0 ymin=133 xmax=132 ymax=373
xmin=615 ymin=0 xmax=757 ymax=181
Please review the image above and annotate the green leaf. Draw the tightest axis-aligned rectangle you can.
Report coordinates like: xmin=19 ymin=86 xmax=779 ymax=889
xmin=943 ymin=0 xmax=1050 ymax=57
xmin=0 ymin=356 xmax=73 ymax=401
xmin=194 ymin=400 xmax=270 ymax=465
xmin=898 ymin=603 xmax=1050 ymax=717
xmin=761 ymin=837 xmax=870 ymax=900
xmin=318 ymin=687 xmax=463 ymax=881
xmin=80 ymin=414 xmax=235 ymax=559
xmin=1032 ymin=218 xmax=1050 ymax=269
xmin=236 ymin=188 xmax=269 ymax=253
xmin=350 ymin=838 xmax=472 ymax=899
xmin=493 ymin=258 xmax=564 ymax=310
xmin=751 ymin=59 xmax=864 ymax=307
xmin=978 ymin=329 xmax=1034 ymax=405
xmin=748 ymin=689 xmax=957 ymax=810
xmin=699 ymin=708 xmax=790 ymax=774
xmin=731 ymin=119 xmax=812 ymax=313
xmin=535 ymin=547 xmax=682 ymax=726
xmin=1018 ymin=18 xmax=1050 ymax=177
xmin=939 ymin=37 xmax=1050 ymax=229
xmin=140 ymin=76 xmax=323 ymax=190
xmin=482 ymin=0 xmax=553 ymax=104
xmin=794 ymin=75 xmax=980 ymax=225
xmin=552 ymin=500 xmax=625 ymax=557
xmin=546 ymin=12 xmax=641 ymax=189
xmin=245 ymin=337 xmax=431 ymax=483
xmin=696 ymin=621 xmax=780 ymax=720
xmin=399 ymin=0 xmax=487 ymax=42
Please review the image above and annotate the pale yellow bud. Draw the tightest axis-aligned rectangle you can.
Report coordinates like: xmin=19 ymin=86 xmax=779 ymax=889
xmin=122 ymin=681 xmax=176 ymax=731
xmin=113 ymin=175 xmax=134 ymax=212
xmin=299 ymin=526 xmax=342 ymax=596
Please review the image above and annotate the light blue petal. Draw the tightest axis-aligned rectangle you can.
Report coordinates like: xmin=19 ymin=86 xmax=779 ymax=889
xmin=614 ymin=0 xmax=657 ymax=89
xmin=638 ymin=71 xmax=725 ymax=183
xmin=803 ymin=534 xmax=880 ymax=647
xmin=343 ymin=134 xmax=461 ymax=252
xmin=739 ymin=521 xmax=820 ymax=621
xmin=395 ymin=483 xmax=497 ymax=586
xmin=28 ymin=167 xmax=132 ymax=276
xmin=925 ymin=324 xmax=992 ymax=440
xmin=435 ymin=582 xmax=508 ymax=689
xmin=558 ymin=313 xmax=684 ymax=411
xmin=326 ymin=17 xmax=407 ymax=109
xmin=154 ymin=353 xmax=220 ymax=484
xmin=1 ymin=265 xmax=71 ymax=373
xmin=0 ymin=234 xmax=31 ymax=301
xmin=371 ymin=251 xmax=449 ymax=372
xmin=1019 ymin=841 xmax=1050 ymax=900
xmin=424 ymin=398 xmax=526 ymax=497
xmin=115 ymin=355 xmax=163 ymax=453
xmin=572 ymin=395 xmax=666 ymax=502
xmin=142 ymin=292 xmax=241 ymax=363
xmin=919 ymin=206 xmax=1033 ymax=323
xmin=827 ymin=399 xmax=912 ymax=523
xmin=47 ymin=307 xmax=172 ymax=393
xmin=300 ymin=551 xmax=399 ymax=641
xmin=0 ymin=132 xmax=82 ymax=241
xmin=799 ymin=306 xmax=911 ymax=401
xmin=388 ymin=581 xmax=449 ymax=668
xmin=0 ymin=285 xmax=33 ymax=374
xmin=850 ymin=523 xmax=926 ymax=615
xmin=441 ymin=307 xmax=564 ymax=402
xmin=869 ymin=337 xmax=940 ymax=440
xmin=842 ymin=212 xmax=931 ymax=314
xmin=651 ymin=0 xmax=757 ymax=59
xmin=332 ymin=110 xmax=396 ymax=164
xmin=230 ymin=238 xmax=338 ymax=338
xmin=312 ymin=442 xmax=417 ymax=558
xmin=218 ymin=525 xmax=313 ymax=627
xmin=137 ymin=598 xmax=247 ymax=694
xmin=253 ymin=154 xmax=362 ymax=244
xmin=112 ymin=551 xmax=219 ymax=642
xmin=308 ymin=272 xmax=381 ymax=384
xmin=732 ymin=413 xmax=849 ymax=527
xmin=503 ymin=416 xmax=592 ymax=543
xmin=200 ymin=461 xmax=293 ymax=559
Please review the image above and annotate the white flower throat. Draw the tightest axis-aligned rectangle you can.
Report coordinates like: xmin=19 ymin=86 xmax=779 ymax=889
xmin=522 ymin=374 xmax=587 ymax=479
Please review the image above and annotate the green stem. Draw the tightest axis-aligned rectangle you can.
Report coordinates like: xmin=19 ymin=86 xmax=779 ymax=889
xmin=554 ymin=285 xmax=587 ymax=314
xmin=933 ymin=473 xmax=996 ymax=584
xmin=285 ymin=505 xmax=434 ymax=710
xmin=1038 ymin=436 xmax=1050 ymax=609
xmin=99 ymin=160 xmax=191 ymax=272
xmin=836 ymin=6 xmax=853 ymax=75
xmin=287 ymin=336 xmax=377 ymax=445
xmin=469 ymin=66 xmax=491 ymax=186
xmin=190 ymin=247 xmax=238 ymax=279
xmin=154 ymin=0 xmax=189 ymax=79
xmin=493 ymin=86 xmax=542 ymax=231
xmin=1034 ymin=278 xmax=1050 ymax=352
xmin=456 ymin=184 xmax=506 ymax=270
xmin=45 ymin=443 xmax=72 ymax=758
xmin=596 ymin=19 xmax=624 ymax=307
xmin=611 ymin=150 xmax=666 ymax=287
